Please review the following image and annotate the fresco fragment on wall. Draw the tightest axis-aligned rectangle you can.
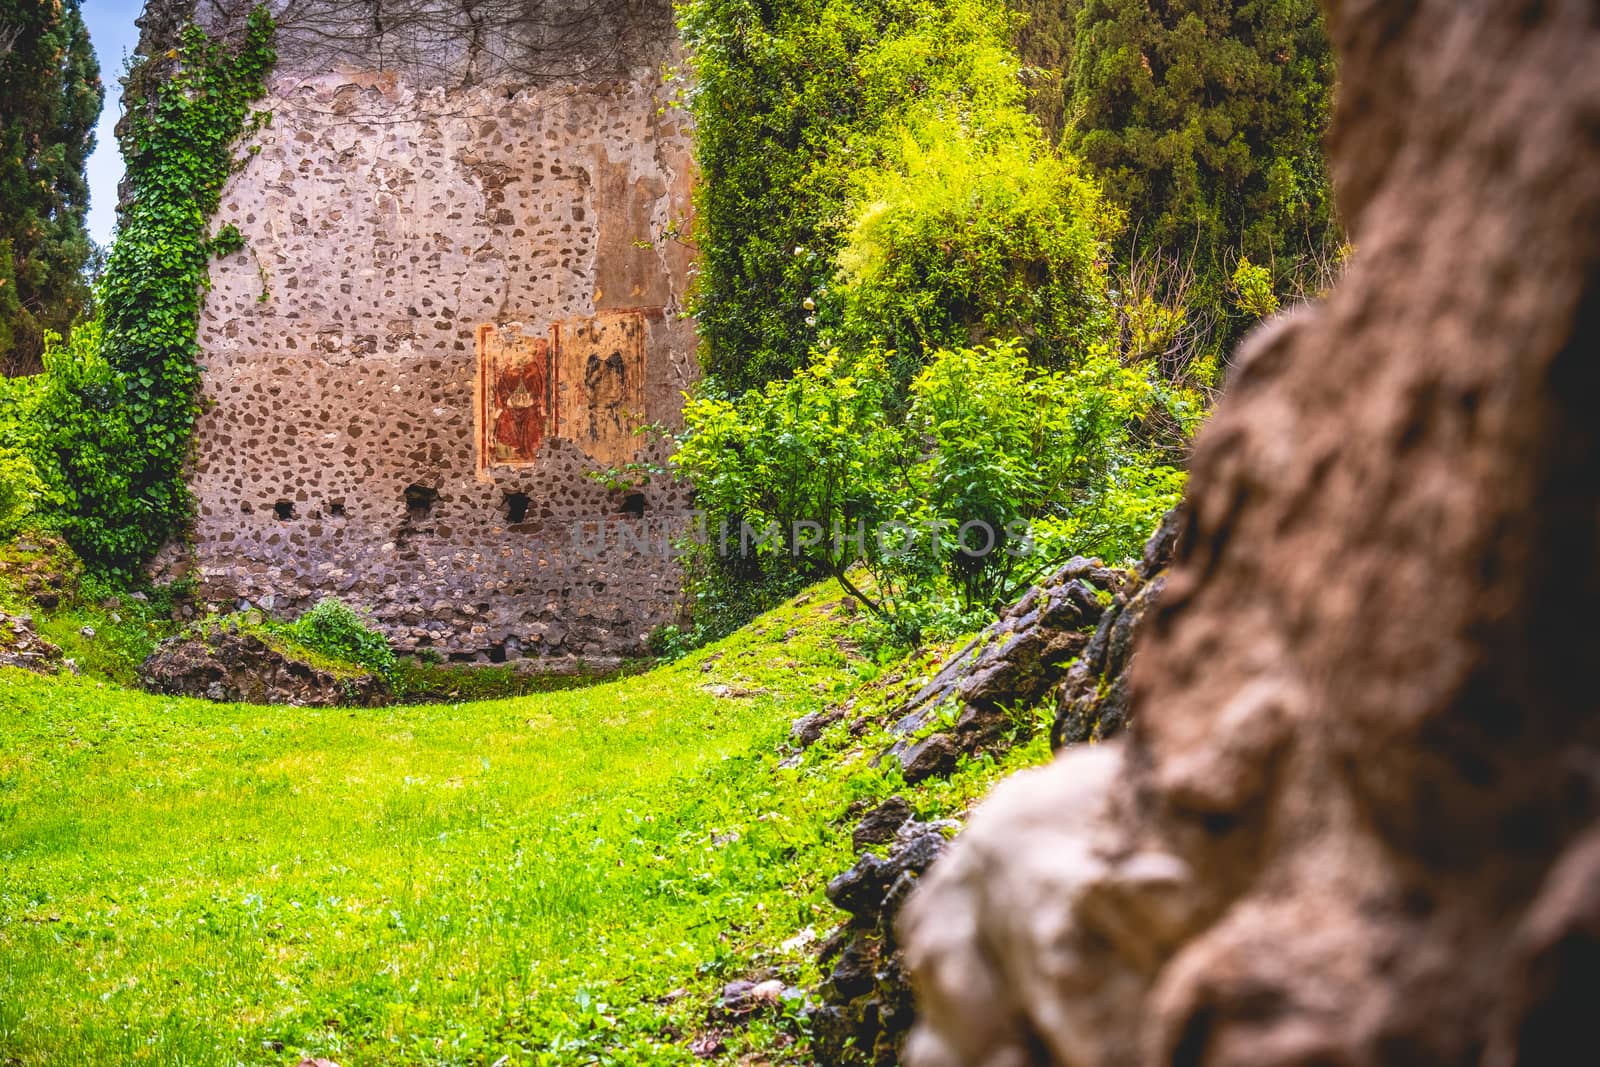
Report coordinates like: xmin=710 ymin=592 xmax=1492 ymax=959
xmin=476 ymin=311 xmax=647 ymax=471
xmin=476 ymin=323 xmax=554 ymax=468
xmin=556 ymin=311 xmax=647 ymax=469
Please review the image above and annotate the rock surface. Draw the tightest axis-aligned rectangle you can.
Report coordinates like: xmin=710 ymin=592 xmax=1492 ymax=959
xmin=900 ymin=4 xmax=1600 ymax=1067
xmin=140 ymin=632 xmax=390 ymax=707
xmin=136 ymin=0 xmax=698 ymax=667
xmin=853 ymin=795 xmax=914 ymax=850
xmin=0 ymin=612 xmax=62 ymax=674
xmin=882 ymin=556 xmax=1129 ymax=781
xmin=799 ymin=524 xmax=1179 ymax=1066
xmin=812 ymin=820 xmax=958 ymax=1067
xmin=1050 ymin=510 xmax=1180 ymax=748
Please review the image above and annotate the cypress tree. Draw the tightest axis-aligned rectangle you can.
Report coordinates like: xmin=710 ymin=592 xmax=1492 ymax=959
xmin=1063 ymin=0 xmax=1336 ymax=343
xmin=0 ymin=0 xmax=103 ymax=376
xmin=1009 ymin=0 xmax=1083 ymax=142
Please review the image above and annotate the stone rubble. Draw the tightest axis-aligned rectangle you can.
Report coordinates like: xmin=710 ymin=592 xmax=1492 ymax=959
xmin=801 ymin=513 xmax=1181 ymax=1065
xmin=139 ymin=631 xmax=391 ymax=707
xmin=0 ymin=612 xmax=62 ymax=674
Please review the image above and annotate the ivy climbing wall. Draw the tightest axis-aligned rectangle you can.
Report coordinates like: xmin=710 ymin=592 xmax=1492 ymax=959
xmin=174 ymin=5 xmax=697 ymax=663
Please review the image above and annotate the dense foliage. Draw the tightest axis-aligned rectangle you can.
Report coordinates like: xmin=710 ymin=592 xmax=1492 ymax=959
xmin=0 ymin=373 xmax=44 ymax=533
xmin=279 ymin=596 xmax=399 ymax=683
xmin=0 ymin=0 xmax=102 ymax=376
xmin=675 ymin=348 xmax=908 ymax=618
xmin=674 ymin=0 xmax=1200 ymax=645
xmin=675 ymin=340 xmax=1190 ymax=643
xmin=1008 ymin=0 xmax=1078 ymax=140
xmin=679 ymin=0 xmax=1027 ymax=392
xmin=1064 ymin=0 xmax=1337 ymax=345
xmin=834 ymin=120 xmax=1120 ymax=381
xmin=905 ymin=340 xmax=1189 ymax=605
xmin=22 ymin=7 xmax=275 ymax=574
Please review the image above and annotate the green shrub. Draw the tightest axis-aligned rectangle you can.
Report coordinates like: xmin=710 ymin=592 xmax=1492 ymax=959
xmin=1230 ymin=256 xmax=1281 ymax=319
xmin=905 ymin=339 xmax=1180 ymax=609
xmin=675 ymin=338 xmax=1194 ymax=640
xmin=26 ymin=319 xmax=144 ymax=560
xmin=1065 ymin=0 xmax=1338 ymax=350
xmin=674 ymin=348 xmax=911 ymax=619
xmin=0 ymin=372 xmax=47 ymax=537
xmin=676 ymin=0 xmax=1154 ymax=643
xmin=678 ymin=0 xmax=1028 ymax=392
xmin=834 ymin=119 xmax=1121 ymax=381
xmin=281 ymin=597 xmax=397 ymax=683
xmin=0 ymin=445 xmax=43 ymax=537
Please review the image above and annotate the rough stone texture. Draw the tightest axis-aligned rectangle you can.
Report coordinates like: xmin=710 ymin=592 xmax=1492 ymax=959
xmin=797 ymin=523 xmax=1173 ymax=1066
xmin=853 ymin=795 xmax=915 ymax=851
xmin=882 ymin=557 xmax=1129 ymax=781
xmin=190 ymin=0 xmax=676 ymax=90
xmin=0 ymin=535 xmax=82 ymax=611
xmin=141 ymin=0 xmax=696 ymax=664
xmin=901 ymin=3 xmax=1600 ymax=1066
xmin=813 ymin=819 xmax=959 ymax=1067
xmin=1052 ymin=512 xmax=1180 ymax=748
xmin=0 ymin=612 xmax=62 ymax=674
xmin=140 ymin=630 xmax=391 ymax=706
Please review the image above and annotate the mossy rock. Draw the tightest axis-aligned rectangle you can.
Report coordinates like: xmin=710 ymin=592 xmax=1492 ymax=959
xmin=138 ymin=631 xmax=391 ymax=707
xmin=0 ymin=533 xmax=83 ymax=611
xmin=0 ymin=611 xmax=63 ymax=674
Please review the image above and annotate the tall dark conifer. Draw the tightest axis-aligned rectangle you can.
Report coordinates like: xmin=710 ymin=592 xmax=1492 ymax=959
xmin=0 ymin=0 xmax=103 ymax=375
xmin=1065 ymin=0 xmax=1336 ymax=322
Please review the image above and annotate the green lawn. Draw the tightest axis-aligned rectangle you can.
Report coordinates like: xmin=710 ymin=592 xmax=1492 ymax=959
xmin=0 ymin=585 xmax=1046 ymax=1066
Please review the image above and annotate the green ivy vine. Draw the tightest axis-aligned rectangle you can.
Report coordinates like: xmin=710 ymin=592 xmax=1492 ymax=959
xmin=36 ymin=5 xmax=275 ymax=574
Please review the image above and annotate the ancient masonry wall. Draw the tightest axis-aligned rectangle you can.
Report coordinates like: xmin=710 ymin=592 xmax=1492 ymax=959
xmin=185 ymin=59 xmax=698 ymax=663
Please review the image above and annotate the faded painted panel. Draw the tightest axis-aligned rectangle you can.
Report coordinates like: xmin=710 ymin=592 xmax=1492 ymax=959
xmin=557 ymin=310 xmax=648 ymax=468
xmin=477 ymin=311 xmax=649 ymax=471
xmin=477 ymin=323 xmax=555 ymax=469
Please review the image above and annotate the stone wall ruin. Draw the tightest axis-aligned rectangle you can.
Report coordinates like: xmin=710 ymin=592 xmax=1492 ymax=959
xmin=156 ymin=0 xmax=696 ymax=663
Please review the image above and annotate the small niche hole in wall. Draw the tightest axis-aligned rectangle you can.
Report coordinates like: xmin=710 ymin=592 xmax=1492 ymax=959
xmin=620 ymin=491 xmax=647 ymax=517
xmin=504 ymin=492 xmax=530 ymax=524
xmin=273 ymin=500 xmax=295 ymax=521
xmin=328 ymin=500 xmax=347 ymax=518
xmin=404 ymin=484 xmax=439 ymax=521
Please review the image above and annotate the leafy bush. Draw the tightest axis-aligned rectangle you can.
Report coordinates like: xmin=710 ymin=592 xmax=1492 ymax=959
xmin=834 ymin=120 xmax=1121 ymax=380
xmin=281 ymin=597 xmax=397 ymax=682
xmin=676 ymin=0 xmax=1160 ymax=644
xmin=678 ymin=0 xmax=1028 ymax=392
xmin=675 ymin=339 xmax=1193 ymax=641
xmin=29 ymin=7 xmax=275 ymax=575
xmin=905 ymin=340 xmax=1184 ymax=610
xmin=0 ymin=444 xmax=43 ymax=537
xmin=674 ymin=348 xmax=911 ymax=619
xmin=1065 ymin=0 xmax=1338 ymax=349
xmin=0 ymin=372 xmax=46 ymax=536
xmin=26 ymin=319 xmax=145 ymax=561
xmin=1230 ymin=256 xmax=1281 ymax=319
